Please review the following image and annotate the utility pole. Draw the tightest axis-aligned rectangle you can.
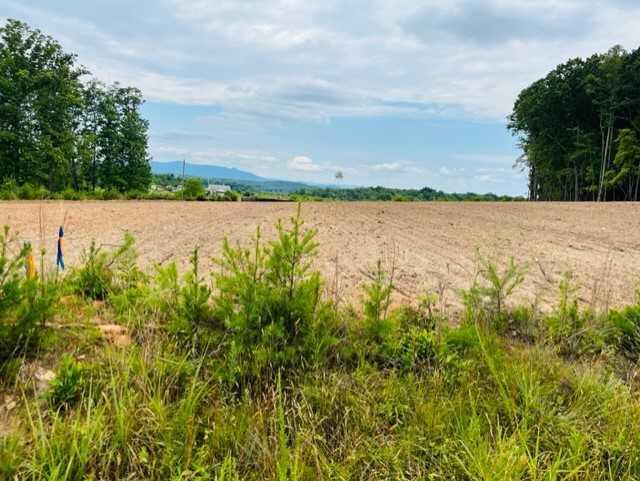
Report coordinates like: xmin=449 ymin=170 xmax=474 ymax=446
xmin=181 ymin=158 xmax=186 ymax=200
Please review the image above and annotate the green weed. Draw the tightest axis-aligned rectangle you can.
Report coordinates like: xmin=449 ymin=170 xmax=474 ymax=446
xmin=0 ymin=211 xmax=639 ymax=480
xmin=461 ymin=253 xmax=527 ymax=330
xmin=45 ymin=355 xmax=86 ymax=410
xmin=71 ymin=233 xmax=142 ymax=300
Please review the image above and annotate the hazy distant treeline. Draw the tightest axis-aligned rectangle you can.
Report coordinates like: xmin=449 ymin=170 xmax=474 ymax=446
xmin=510 ymin=46 xmax=640 ymax=201
xmin=292 ymin=186 xmax=518 ymax=202
xmin=0 ymin=20 xmax=151 ymax=193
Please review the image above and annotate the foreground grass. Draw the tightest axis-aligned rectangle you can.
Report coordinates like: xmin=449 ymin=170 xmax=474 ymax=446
xmin=1 ymin=211 xmax=639 ymax=480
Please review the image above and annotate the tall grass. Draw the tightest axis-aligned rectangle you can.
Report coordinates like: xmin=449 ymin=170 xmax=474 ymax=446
xmin=1 ymin=211 xmax=640 ymax=480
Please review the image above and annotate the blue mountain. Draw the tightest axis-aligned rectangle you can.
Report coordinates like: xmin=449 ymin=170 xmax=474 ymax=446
xmin=151 ymin=161 xmax=265 ymax=182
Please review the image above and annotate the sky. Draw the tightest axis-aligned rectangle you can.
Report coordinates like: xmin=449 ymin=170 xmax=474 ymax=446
xmin=3 ymin=1 xmax=640 ymax=195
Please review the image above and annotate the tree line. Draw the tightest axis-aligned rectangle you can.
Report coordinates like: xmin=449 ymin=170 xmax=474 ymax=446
xmin=0 ymin=19 xmax=151 ymax=193
xmin=292 ymin=185 xmax=518 ymax=202
xmin=509 ymin=46 xmax=640 ymax=201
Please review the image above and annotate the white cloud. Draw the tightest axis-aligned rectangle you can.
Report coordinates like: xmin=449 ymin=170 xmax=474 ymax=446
xmin=439 ymin=166 xmax=466 ymax=176
xmin=370 ymin=162 xmax=405 ymax=173
xmin=1 ymin=0 xmax=630 ymax=195
xmin=288 ymin=156 xmax=322 ymax=172
xmin=285 ymin=155 xmax=354 ymax=176
xmin=367 ymin=161 xmax=429 ymax=175
xmin=453 ymin=153 xmax=518 ymax=165
xmin=6 ymin=0 xmax=639 ymax=122
xmin=477 ymin=174 xmax=495 ymax=182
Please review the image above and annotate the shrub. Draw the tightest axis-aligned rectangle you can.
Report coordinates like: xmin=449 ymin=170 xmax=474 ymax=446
xmin=123 ymin=190 xmax=146 ymax=200
xmin=364 ymin=320 xmax=469 ymax=381
xmin=0 ymin=190 xmax=17 ymax=201
xmin=45 ymin=355 xmax=85 ymax=410
xmin=73 ymin=241 xmax=112 ymax=300
xmin=359 ymin=260 xmax=456 ymax=373
xmin=460 ymin=253 xmax=527 ymax=329
xmin=391 ymin=194 xmax=410 ymax=202
xmin=392 ymin=326 xmax=439 ymax=371
xmin=545 ymin=273 xmax=608 ymax=357
xmin=18 ymin=183 xmax=48 ymax=200
xmin=72 ymin=233 xmax=142 ymax=300
xmin=179 ymin=247 xmax=213 ymax=325
xmin=61 ymin=188 xmax=86 ymax=201
xmin=209 ymin=205 xmax=335 ymax=388
xmin=100 ymin=188 xmax=123 ymax=200
xmin=0 ymin=228 xmax=57 ymax=368
xmin=608 ymin=305 xmax=640 ymax=360
xmin=223 ymin=190 xmax=241 ymax=202
xmin=411 ymin=291 xmax=443 ymax=331
xmin=150 ymin=262 xmax=181 ymax=318
xmin=443 ymin=324 xmax=482 ymax=355
xmin=182 ymin=178 xmax=205 ymax=199
xmin=0 ymin=232 xmax=33 ymax=363
xmin=504 ymin=304 xmax=537 ymax=341
xmin=362 ymin=259 xmax=395 ymax=342
xmin=0 ymin=179 xmax=18 ymax=200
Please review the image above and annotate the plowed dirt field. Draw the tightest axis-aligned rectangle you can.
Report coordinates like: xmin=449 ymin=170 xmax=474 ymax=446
xmin=3 ymin=201 xmax=639 ymax=311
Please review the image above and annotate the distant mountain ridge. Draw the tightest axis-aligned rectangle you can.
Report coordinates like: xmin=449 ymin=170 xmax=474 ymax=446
xmin=150 ymin=161 xmax=516 ymax=199
xmin=151 ymin=161 xmax=265 ymax=182
xmin=151 ymin=161 xmax=339 ymax=193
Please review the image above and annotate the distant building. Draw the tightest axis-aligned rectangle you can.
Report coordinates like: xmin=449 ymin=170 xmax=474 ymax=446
xmin=206 ymin=184 xmax=231 ymax=194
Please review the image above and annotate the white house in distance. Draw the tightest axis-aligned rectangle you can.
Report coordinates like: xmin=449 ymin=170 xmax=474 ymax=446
xmin=206 ymin=183 xmax=231 ymax=195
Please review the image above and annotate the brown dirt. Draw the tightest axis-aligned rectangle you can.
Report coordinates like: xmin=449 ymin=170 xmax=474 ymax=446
xmin=2 ymin=200 xmax=639 ymax=311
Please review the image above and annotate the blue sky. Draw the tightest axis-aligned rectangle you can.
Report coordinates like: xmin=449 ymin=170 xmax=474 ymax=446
xmin=3 ymin=1 xmax=639 ymax=194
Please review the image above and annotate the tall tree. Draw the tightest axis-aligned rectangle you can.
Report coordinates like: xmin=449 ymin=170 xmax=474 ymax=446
xmin=510 ymin=45 xmax=640 ymax=202
xmin=77 ymin=80 xmax=104 ymax=191
xmin=115 ymin=86 xmax=151 ymax=192
xmin=0 ymin=19 xmax=152 ymax=194
xmin=610 ymin=129 xmax=640 ymax=200
xmin=0 ymin=19 xmax=85 ymax=190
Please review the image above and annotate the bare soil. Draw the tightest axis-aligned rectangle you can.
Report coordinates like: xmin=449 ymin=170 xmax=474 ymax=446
xmin=2 ymin=201 xmax=639 ymax=311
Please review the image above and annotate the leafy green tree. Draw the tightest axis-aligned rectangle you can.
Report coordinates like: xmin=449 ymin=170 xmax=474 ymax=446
xmin=77 ymin=80 xmax=104 ymax=191
xmin=585 ymin=46 xmax=627 ymax=201
xmin=0 ymin=19 xmax=85 ymax=190
xmin=0 ymin=19 xmax=152 ymax=194
xmin=118 ymin=87 xmax=151 ymax=191
xmin=96 ymin=85 xmax=122 ymax=191
xmin=182 ymin=178 xmax=205 ymax=199
xmin=610 ymin=129 xmax=640 ymax=200
xmin=510 ymin=45 xmax=640 ymax=201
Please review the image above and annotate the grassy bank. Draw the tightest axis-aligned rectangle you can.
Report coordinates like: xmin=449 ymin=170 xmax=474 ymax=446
xmin=0 ymin=209 xmax=639 ymax=480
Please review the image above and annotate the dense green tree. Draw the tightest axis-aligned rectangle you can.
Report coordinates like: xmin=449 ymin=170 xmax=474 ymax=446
xmin=610 ymin=129 xmax=640 ymax=200
xmin=290 ymin=185 xmax=515 ymax=201
xmin=0 ymin=19 xmax=84 ymax=190
xmin=182 ymin=178 xmax=205 ymax=199
xmin=0 ymin=19 xmax=151 ymax=193
xmin=510 ymin=46 xmax=640 ymax=201
xmin=96 ymin=85 xmax=121 ymax=190
xmin=77 ymin=80 xmax=104 ymax=191
xmin=114 ymin=87 xmax=151 ymax=192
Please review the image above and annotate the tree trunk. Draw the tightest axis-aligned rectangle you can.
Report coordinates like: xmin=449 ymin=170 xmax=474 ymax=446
xmin=598 ymin=116 xmax=614 ymax=202
xmin=92 ymin=143 xmax=97 ymax=191
xmin=529 ymin=166 xmax=537 ymax=201
xmin=597 ymin=120 xmax=607 ymax=202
